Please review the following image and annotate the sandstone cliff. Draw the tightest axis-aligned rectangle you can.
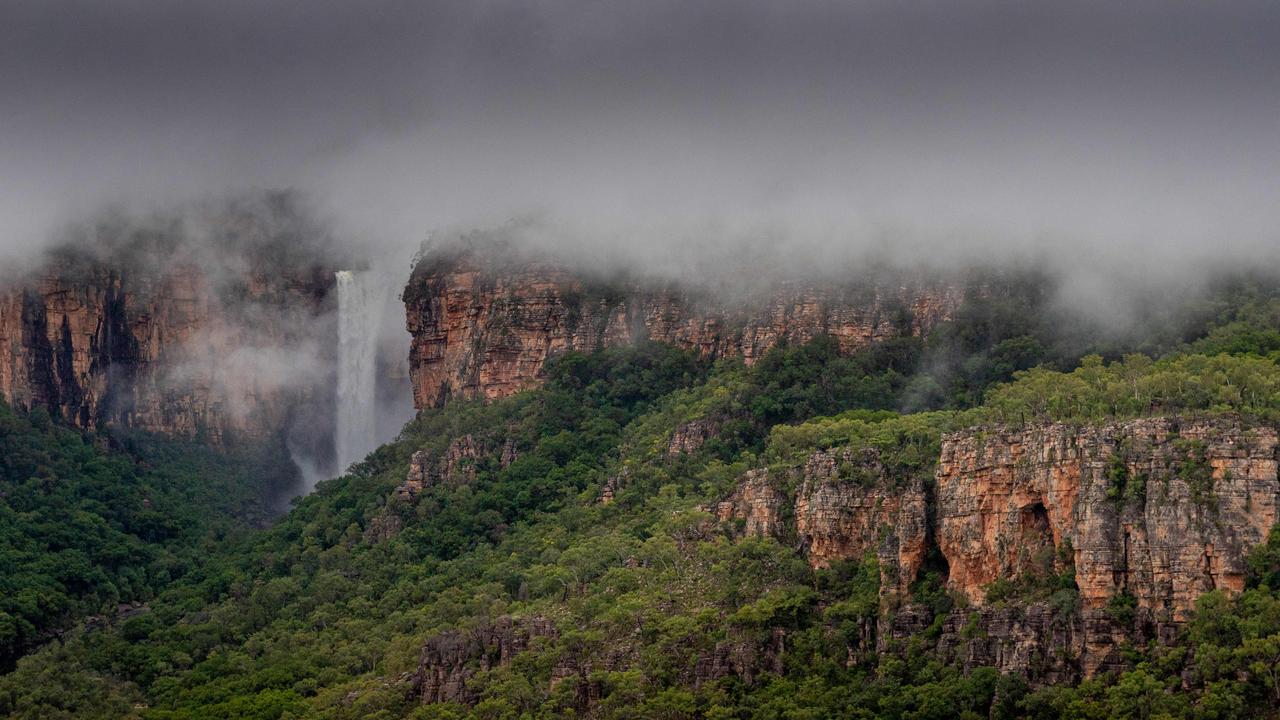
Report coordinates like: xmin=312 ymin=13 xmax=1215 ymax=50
xmin=713 ymin=448 xmax=930 ymax=604
xmin=0 ymin=196 xmax=345 ymax=446
xmin=404 ymin=242 xmax=968 ymax=408
xmin=408 ymin=416 xmax=1280 ymax=709
xmin=0 ymin=263 xmax=335 ymax=444
xmin=936 ymin=417 xmax=1278 ymax=617
xmin=710 ymin=416 xmax=1279 ymax=680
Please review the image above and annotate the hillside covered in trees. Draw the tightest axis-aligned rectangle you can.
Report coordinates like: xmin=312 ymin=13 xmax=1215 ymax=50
xmin=3 ymin=282 xmax=1280 ymax=719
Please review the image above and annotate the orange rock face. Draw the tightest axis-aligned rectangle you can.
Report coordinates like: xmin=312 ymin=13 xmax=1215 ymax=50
xmin=403 ymin=244 xmax=967 ymax=408
xmin=714 ymin=448 xmax=930 ymax=604
xmin=0 ymin=261 xmax=335 ymax=443
xmin=936 ymin=418 xmax=1279 ymax=619
xmin=794 ymin=449 xmax=929 ymax=600
xmin=714 ymin=469 xmax=790 ymax=539
xmin=713 ymin=417 xmax=1279 ymax=680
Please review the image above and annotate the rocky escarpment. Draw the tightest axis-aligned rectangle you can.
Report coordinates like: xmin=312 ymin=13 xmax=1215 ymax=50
xmin=713 ymin=448 xmax=930 ymax=605
xmin=414 ymin=616 xmax=558 ymax=706
xmin=713 ymin=469 xmax=790 ymax=539
xmin=399 ymin=433 xmax=520 ymax=501
xmin=794 ymin=449 xmax=930 ymax=601
xmin=936 ymin=417 xmax=1279 ymax=676
xmin=711 ymin=416 xmax=1279 ymax=680
xmin=412 ymin=614 xmax=786 ymax=711
xmin=667 ymin=418 xmax=721 ymax=456
xmin=710 ymin=447 xmax=1102 ymax=682
xmin=365 ymin=432 xmax=522 ymax=543
xmin=403 ymin=242 xmax=968 ymax=407
xmin=936 ymin=418 xmax=1278 ymax=616
xmin=407 ymin=416 xmax=1280 ymax=710
xmin=0 ymin=261 xmax=335 ymax=444
xmin=0 ymin=195 xmax=348 ymax=447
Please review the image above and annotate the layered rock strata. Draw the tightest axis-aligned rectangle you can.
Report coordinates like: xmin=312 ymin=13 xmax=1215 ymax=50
xmin=713 ymin=448 xmax=930 ymax=603
xmin=414 ymin=616 xmax=558 ymax=706
xmin=710 ymin=417 xmax=1278 ymax=679
xmin=936 ymin=418 xmax=1278 ymax=617
xmin=404 ymin=243 xmax=968 ymax=408
xmin=794 ymin=448 xmax=930 ymax=600
xmin=0 ymin=262 xmax=335 ymax=443
xmin=411 ymin=417 xmax=1280 ymax=709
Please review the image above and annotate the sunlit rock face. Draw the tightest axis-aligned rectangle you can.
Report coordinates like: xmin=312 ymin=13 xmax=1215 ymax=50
xmin=403 ymin=242 xmax=968 ymax=408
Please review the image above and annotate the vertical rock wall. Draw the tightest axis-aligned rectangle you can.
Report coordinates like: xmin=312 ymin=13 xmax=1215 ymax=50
xmin=0 ymin=261 xmax=337 ymax=444
xmin=708 ymin=416 xmax=1279 ymax=679
xmin=936 ymin=418 xmax=1279 ymax=617
xmin=403 ymin=244 xmax=967 ymax=408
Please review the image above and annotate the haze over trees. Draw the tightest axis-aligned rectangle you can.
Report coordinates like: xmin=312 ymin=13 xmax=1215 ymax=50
xmin=3 ymin=277 xmax=1280 ymax=718
xmin=4 ymin=2 xmax=1280 ymax=719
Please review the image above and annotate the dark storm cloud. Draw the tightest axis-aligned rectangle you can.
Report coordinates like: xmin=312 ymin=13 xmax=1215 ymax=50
xmin=2 ymin=0 xmax=1279 ymax=282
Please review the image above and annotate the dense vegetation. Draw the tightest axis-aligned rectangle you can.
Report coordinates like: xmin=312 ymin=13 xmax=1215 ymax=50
xmin=3 ymin=283 xmax=1280 ymax=719
xmin=0 ymin=401 xmax=290 ymax=670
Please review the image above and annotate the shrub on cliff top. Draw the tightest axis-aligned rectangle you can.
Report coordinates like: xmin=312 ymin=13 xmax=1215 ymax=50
xmin=762 ymin=410 xmax=972 ymax=481
xmin=981 ymin=353 xmax=1280 ymax=424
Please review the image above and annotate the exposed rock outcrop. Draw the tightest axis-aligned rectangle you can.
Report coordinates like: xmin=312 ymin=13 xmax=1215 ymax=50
xmin=0 ymin=263 xmax=336 ymax=443
xmin=706 ymin=417 xmax=1279 ymax=680
xmin=667 ymin=419 xmax=720 ymax=456
xmin=936 ymin=418 xmax=1278 ymax=617
xmin=692 ymin=627 xmax=787 ymax=688
xmin=398 ymin=433 xmax=521 ymax=504
xmin=439 ymin=434 xmax=485 ymax=486
xmin=713 ymin=448 xmax=931 ymax=603
xmin=0 ymin=195 xmax=348 ymax=448
xmin=599 ymin=466 xmax=630 ymax=505
xmin=932 ymin=603 xmax=1088 ymax=685
xmin=414 ymin=616 xmax=558 ymax=706
xmin=881 ymin=601 xmax=1164 ymax=684
xmin=795 ymin=449 xmax=930 ymax=600
xmin=936 ymin=417 xmax=1279 ymax=676
xmin=401 ymin=450 xmax=431 ymax=500
xmin=713 ymin=469 xmax=789 ymax=539
xmin=404 ymin=243 xmax=968 ymax=408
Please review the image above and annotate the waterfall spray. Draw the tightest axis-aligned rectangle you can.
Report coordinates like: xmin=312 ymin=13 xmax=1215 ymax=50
xmin=334 ymin=270 xmax=380 ymax=470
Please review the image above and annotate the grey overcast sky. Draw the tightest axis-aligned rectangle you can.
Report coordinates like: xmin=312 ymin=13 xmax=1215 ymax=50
xmin=3 ymin=0 xmax=1279 ymax=274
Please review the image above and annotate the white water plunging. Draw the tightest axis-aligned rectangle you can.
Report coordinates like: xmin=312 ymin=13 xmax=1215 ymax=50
xmin=334 ymin=270 xmax=380 ymax=470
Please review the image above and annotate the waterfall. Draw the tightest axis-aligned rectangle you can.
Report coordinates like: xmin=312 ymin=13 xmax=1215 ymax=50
xmin=334 ymin=270 xmax=380 ymax=470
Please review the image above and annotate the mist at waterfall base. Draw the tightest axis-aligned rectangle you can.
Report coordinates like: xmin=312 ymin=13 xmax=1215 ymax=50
xmin=288 ymin=267 xmax=416 ymax=496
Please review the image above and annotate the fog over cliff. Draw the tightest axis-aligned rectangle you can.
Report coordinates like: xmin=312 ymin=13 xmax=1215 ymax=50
xmin=4 ymin=1 xmax=1279 ymax=299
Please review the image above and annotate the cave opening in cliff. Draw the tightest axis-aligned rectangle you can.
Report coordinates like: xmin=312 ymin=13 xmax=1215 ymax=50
xmin=1014 ymin=502 xmax=1056 ymax=581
